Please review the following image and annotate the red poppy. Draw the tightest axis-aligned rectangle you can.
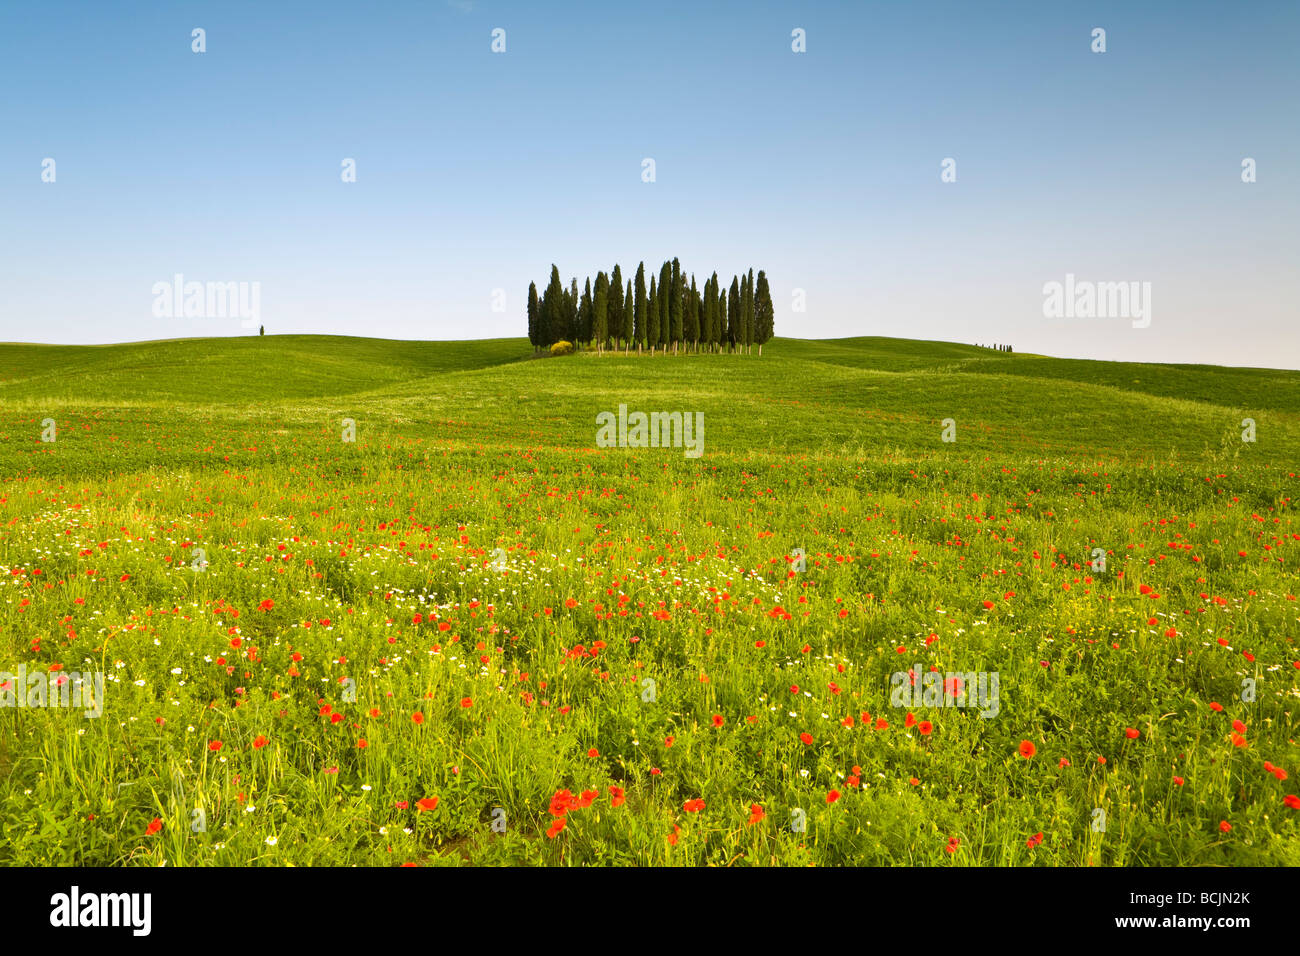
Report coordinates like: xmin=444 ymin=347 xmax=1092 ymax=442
xmin=826 ymin=790 xmax=841 ymax=804
xmin=711 ymin=714 xmax=724 ymax=728
xmin=1125 ymin=727 xmax=1140 ymax=739
xmin=252 ymin=735 xmax=268 ymax=749
xmin=144 ymin=817 xmax=162 ymax=836
xmin=416 ymin=797 xmax=439 ymax=811
xmin=412 ymin=711 xmax=424 ymax=724
xmin=919 ymin=720 xmax=933 ymax=736
xmin=683 ymin=798 xmax=705 ymax=813
xmin=799 ymin=732 xmax=813 ymax=745
xmin=208 ymin=740 xmax=223 ymax=752
xmin=1018 ymin=740 xmax=1036 ymax=758
xmin=747 ymin=804 xmax=765 ymax=825
xmin=460 ymin=697 xmax=473 ymax=708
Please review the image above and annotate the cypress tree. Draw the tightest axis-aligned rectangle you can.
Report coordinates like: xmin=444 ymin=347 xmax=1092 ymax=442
xmin=669 ymin=257 xmax=683 ymax=353
xmin=712 ymin=273 xmax=722 ymax=351
xmin=686 ymin=275 xmax=699 ymax=350
xmin=754 ymin=269 xmax=774 ymax=356
xmin=527 ymin=281 xmax=540 ymax=353
xmin=593 ymin=271 xmax=609 ymax=352
xmin=609 ymin=264 xmax=624 ymax=351
xmin=543 ymin=265 xmax=564 ymax=346
xmin=567 ymin=277 xmax=579 ymax=344
xmin=623 ymin=279 xmax=633 ymax=350
xmin=744 ymin=268 xmax=755 ymax=354
xmin=657 ymin=262 xmax=671 ymax=352
xmin=647 ymin=276 xmax=659 ymax=351
xmin=634 ymin=262 xmax=647 ymax=353
xmin=728 ymin=276 xmax=741 ymax=353
xmin=579 ymin=277 xmax=593 ymax=344
xmin=718 ymin=284 xmax=728 ymax=352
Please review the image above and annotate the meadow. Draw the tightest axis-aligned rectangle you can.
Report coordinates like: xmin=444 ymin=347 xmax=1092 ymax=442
xmin=0 ymin=334 xmax=1297 ymax=866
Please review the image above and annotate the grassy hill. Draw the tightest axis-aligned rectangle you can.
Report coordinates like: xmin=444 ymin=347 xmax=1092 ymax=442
xmin=1 ymin=334 xmax=1297 ymax=867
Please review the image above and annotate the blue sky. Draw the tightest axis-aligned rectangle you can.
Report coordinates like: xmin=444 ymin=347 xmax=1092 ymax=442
xmin=2 ymin=0 xmax=1297 ymax=367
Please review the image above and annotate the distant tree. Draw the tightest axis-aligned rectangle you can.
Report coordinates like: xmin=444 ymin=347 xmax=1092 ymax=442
xmin=634 ymin=262 xmax=647 ymax=353
xmin=593 ymin=271 xmax=609 ymax=352
xmin=669 ymin=258 xmax=683 ymax=353
xmin=579 ymin=278 xmax=593 ymax=344
xmin=728 ymin=276 xmax=741 ymax=353
xmin=685 ymin=275 xmax=699 ymax=350
xmin=259 ymin=325 xmax=264 ymax=336
xmin=543 ymin=265 xmax=564 ymax=346
xmin=754 ymin=270 xmax=774 ymax=356
xmin=657 ymin=261 xmax=672 ymax=352
xmin=623 ymin=279 xmax=633 ymax=350
xmin=566 ymin=277 xmax=579 ymax=344
xmin=609 ymin=264 xmax=624 ymax=351
xmin=527 ymin=281 xmax=540 ymax=352
xmin=712 ymin=273 xmax=722 ymax=351
xmin=647 ymin=276 xmax=660 ymax=351
xmin=744 ymin=268 xmax=756 ymax=354
xmin=717 ymin=283 xmax=728 ymax=352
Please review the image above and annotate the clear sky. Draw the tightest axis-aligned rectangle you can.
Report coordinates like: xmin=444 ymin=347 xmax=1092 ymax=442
xmin=2 ymin=0 xmax=1297 ymax=368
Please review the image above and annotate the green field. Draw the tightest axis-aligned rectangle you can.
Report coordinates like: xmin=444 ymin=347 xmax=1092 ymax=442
xmin=1 ymin=335 xmax=1297 ymax=866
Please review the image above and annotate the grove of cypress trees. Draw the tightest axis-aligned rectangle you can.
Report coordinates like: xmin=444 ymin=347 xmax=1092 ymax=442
xmin=754 ymin=269 xmax=774 ymax=356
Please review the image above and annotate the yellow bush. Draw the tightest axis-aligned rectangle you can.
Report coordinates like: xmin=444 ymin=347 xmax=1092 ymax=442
xmin=550 ymin=340 xmax=574 ymax=356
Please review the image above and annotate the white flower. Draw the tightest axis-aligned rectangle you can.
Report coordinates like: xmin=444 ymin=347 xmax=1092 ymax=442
xmin=265 ymin=836 xmax=278 ymax=846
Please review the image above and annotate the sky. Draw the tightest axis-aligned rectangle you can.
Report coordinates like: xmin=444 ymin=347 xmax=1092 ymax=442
xmin=1 ymin=0 xmax=1297 ymax=368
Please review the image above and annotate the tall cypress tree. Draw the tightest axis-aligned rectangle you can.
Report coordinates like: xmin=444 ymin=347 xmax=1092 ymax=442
xmin=669 ymin=258 xmax=683 ymax=353
xmin=744 ymin=268 xmax=755 ymax=354
xmin=579 ymin=277 xmax=593 ymax=343
xmin=609 ymin=264 xmax=624 ymax=351
xmin=647 ymin=276 xmax=659 ymax=352
xmin=527 ymin=281 xmax=539 ymax=353
xmin=728 ymin=277 xmax=741 ymax=353
xmin=753 ymin=269 xmax=774 ymax=356
xmin=718 ymin=283 xmax=729 ymax=353
xmin=685 ymin=275 xmax=699 ymax=350
xmin=623 ymin=279 xmax=633 ymax=350
xmin=543 ymin=265 xmax=564 ymax=346
xmin=567 ymin=277 xmax=579 ymax=344
xmin=712 ymin=273 xmax=722 ymax=351
xmin=657 ymin=262 xmax=671 ymax=352
xmin=593 ymin=271 xmax=609 ymax=352
xmin=634 ymin=262 xmax=647 ymax=353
